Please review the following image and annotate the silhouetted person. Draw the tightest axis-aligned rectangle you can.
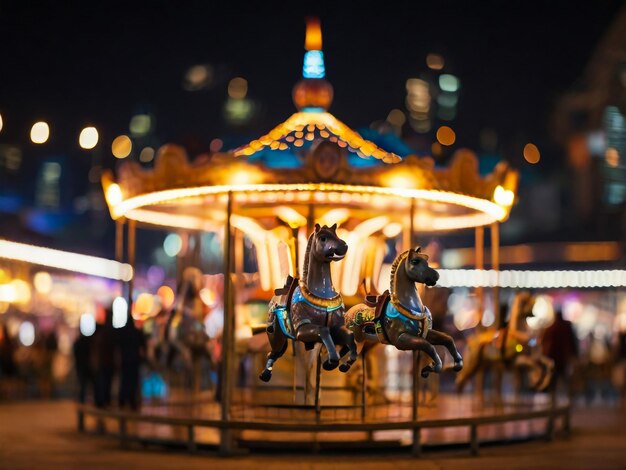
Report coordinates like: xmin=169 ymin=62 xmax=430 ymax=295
xmin=73 ymin=331 xmax=94 ymax=403
xmin=118 ymin=317 xmax=145 ymax=410
xmin=543 ymin=309 xmax=578 ymax=392
xmin=93 ymin=307 xmax=115 ymax=408
xmin=0 ymin=324 xmax=17 ymax=378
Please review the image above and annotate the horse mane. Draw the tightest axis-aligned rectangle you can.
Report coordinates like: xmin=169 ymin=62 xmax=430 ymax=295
xmin=302 ymin=231 xmax=314 ymax=283
xmin=389 ymin=249 xmax=410 ymax=295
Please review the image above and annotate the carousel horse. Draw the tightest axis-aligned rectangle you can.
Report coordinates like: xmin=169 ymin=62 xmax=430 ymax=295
xmin=259 ymin=223 xmax=358 ymax=382
xmin=455 ymin=291 xmax=554 ymax=396
xmin=148 ymin=267 xmax=213 ymax=390
xmin=344 ymin=247 xmax=464 ymax=378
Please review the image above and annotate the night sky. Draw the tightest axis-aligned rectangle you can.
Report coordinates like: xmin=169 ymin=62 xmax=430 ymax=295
xmin=0 ymin=1 xmax=624 ymax=170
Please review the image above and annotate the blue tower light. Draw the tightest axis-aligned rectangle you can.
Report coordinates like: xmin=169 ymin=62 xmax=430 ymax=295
xmin=303 ymin=50 xmax=325 ymax=79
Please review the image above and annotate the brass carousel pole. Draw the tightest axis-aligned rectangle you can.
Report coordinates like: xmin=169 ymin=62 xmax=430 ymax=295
xmin=305 ymin=203 xmax=320 ymax=407
xmin=475 ymin=226 xmax=485 ymax=323
xmin=220 ymin=191 xmax=234 ymax=455
xmin=290 ymin=225 xmax=299 ymax=404
xmin=115 ymin=219 xmax=125 ymax=264
xmin=408 ymin=198 xmax=421 ymax=457
xmin=126 ymin=219 xmax=136 ymax=313
xmin=491 ymin=222 xmax=500 ymax=327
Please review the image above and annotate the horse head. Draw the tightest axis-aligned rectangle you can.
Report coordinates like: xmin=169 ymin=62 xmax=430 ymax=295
xmin=404 ymin=246 xmax=439 ymax=287
xmin=311 ymin=223 xmax=348 ymax=263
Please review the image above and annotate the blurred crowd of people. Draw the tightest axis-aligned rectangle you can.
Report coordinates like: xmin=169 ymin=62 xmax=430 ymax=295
xmin=73 ymin=307 xmax=145 ymax=410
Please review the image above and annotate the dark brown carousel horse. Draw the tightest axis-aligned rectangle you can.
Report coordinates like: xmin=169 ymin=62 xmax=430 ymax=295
xmin=259 ymin=223 xmax=358 ymax=382
xmin=344 ymin=247 xmax=463 ymax=378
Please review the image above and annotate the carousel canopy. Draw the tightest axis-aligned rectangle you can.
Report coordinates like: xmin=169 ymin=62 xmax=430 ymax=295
xmin=102 ymin=19 xmax=518 ymax=234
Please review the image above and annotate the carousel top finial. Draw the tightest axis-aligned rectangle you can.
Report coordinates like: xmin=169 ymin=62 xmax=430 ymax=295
xmin=293 ymin=17 xmax=333 ymax=111
xmin=302 ymin=17 xmax=325 ymax=79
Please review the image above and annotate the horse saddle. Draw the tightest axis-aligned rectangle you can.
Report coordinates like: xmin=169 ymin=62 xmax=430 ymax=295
xmin=360 ymin=290 xmax=390 ymax=336
xmin=273 ymin=275 xmax=299 ymax=310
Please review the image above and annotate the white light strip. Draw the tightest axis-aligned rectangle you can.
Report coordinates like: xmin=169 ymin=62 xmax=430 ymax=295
xmin=437 ymin=269 xmax=626 ymax=289
xmin=0 ymin=240 xmax=133 ymax=281
xmin=109 ymin=183 xmax=507 ymax=224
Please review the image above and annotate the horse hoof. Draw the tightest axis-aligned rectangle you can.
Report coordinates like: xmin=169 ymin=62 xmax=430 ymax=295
xmin=421 ymin=370 xmax=430 ymax=378
xmin=323 ymin=359 xmax=339 ymax=371
xmin=339 ymin=363 xmax=351 ymax=373
xmin=259 ymin=370 xmax=272 ymax=382
xmin=453 ymin=360 xmax=464 ymax=371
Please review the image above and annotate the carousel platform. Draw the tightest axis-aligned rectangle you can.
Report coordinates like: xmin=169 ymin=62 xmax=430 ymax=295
xmin=76 ymin=391 xmax=570 ymax=455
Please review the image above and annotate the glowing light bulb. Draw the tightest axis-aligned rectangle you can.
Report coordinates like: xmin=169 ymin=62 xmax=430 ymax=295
xmin=105 ymin=183 xmax=123 ymax=206
xmin=493 ymin=185 xmax=514 ymax=206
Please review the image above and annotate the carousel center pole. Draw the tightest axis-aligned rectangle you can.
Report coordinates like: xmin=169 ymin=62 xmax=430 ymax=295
xmin=220 ymin=191 xmax=234 ymax=455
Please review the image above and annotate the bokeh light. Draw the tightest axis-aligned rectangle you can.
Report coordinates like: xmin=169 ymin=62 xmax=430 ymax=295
xmin=135 ymin=292 xmax=154 ymax=315
xmin=129 ymin=114 xmax=151 ymax=137
xmin=33 ymin=271 xmax=53 ymax=294
xmin=139 ymin=147 xmax=155 ymax=163
xmin=30 ymin=121 xmax=50 ymax=144
xmin=436 ymin=126 xmax=456 ymax=146
xmin=439 ymin=74 xmax=460 ymax=93
xmin=79 ymin=313 xmax=96 ymax=336
xmin=426 ymin=53 xmax=444 ymax=70
xmin=163 ymin=233 xmax=182 ymax=257
xmin=386 ymin=109 xmax=406 ymax=128
xmin=0 ymin=113 xmax=3 ymax=132
xmin=228 ymin=77 xmax=248 ymax=99
xmin=382 ymin=222 xmax=403 ymax=238
xmin=523 ymin=143 xmax=541 ymax=164
xmin=112 ymin=135 xmax=132 ymax=159
xmin=112 ymin=296 xmax=128 ymax=328
xmin=79 ymin=127 xmax=99 ymax=149
xmin=157 ymin=285 xmax=175 ymax=310
xmin=18 ymin=321 xmax=35 ymax=347
xmin=605 ymin=147 xmax=619 ymax=167
xmin=210 ymin=138 xmax=223 ymax=153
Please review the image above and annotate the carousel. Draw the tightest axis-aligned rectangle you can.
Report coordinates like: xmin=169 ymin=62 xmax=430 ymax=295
xmin=84 ymin=19 xmax=567 ymax=455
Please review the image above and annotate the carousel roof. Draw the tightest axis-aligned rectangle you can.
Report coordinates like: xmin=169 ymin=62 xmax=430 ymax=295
xmin=102 ymin=19 xmax=518 ymax=233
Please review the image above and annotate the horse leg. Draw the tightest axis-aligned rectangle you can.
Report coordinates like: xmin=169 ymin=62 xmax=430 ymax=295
xmin=425 ymin=329 xmax=464 ymax=371
xmin=332 ymin=326 xmax=358 ymax=373
xmin=296 ymin=324 xmax=340 ymax=370
xmin=395 ymin=332 xmax=442 ymax=378
xmin=259 ymin=318 xmax=288 ymax=382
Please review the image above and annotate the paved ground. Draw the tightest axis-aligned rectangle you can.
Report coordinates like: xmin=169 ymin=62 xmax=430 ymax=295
xmin=0 ymin=400 xmax=625 ymax=469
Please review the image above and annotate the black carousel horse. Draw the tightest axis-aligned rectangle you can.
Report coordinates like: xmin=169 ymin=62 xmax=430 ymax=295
xmin=259 ymin=223 xmax=358 ymax=382
xmin=344 ymin=247 xmax=463 ymax=378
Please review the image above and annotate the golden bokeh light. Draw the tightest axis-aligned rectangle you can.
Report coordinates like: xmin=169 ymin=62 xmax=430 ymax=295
xmin=605 ymin=147 xmax=619 ymax=167
xmin=157 ymin=285 xmax=175 ymax=309
xmin=33 ymin=271 xmax=53 ymax=295
xmin=436 ymin=126 xmax=456 ymax=146
xmin=426 ymin=53 xmax=444 ymax=70
xmin=112 ymin=135 xmax=132 ymax=159
xmin=523 ymin=143 xmax=540 ymax=164
xmin=228 ymin=77 xmax=248 ymax=99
